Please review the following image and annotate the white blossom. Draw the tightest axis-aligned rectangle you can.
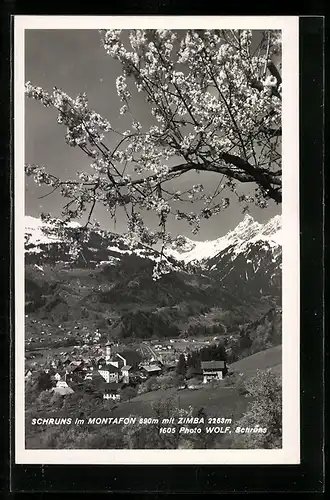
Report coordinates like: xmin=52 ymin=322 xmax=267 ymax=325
xmin=25 ymin=29 xmax=282 ymax=279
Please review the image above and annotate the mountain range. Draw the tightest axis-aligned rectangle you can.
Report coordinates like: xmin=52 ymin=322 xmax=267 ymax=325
xmin=24 ymin=213 xmax=282 ymax=353
xmin=166 ymin=214 xmax=281 ymax=264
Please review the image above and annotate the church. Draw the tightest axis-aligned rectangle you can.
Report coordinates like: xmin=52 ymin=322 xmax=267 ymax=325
xmin=96 ymin=340 xmax=142 ymax=385
xmin=97 ymin=341 xmax=120 ymax=383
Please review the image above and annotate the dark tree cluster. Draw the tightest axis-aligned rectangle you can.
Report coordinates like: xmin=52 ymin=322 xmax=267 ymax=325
xmin=175 ymin=342 xmax=226 ymax=377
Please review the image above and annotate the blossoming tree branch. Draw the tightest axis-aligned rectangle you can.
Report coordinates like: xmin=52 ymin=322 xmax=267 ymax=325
xmin=25 ymin=29 xmax=282 ymax=278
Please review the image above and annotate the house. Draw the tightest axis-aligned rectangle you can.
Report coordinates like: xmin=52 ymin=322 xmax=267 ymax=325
xmin=82 ymin=370 xmax=105 ymax=389
xmin=141 ymin=364 xmax=162 ymax=377
xmin=96 ymin=356 xmax=106 ymax=366
xmin=102 ymin=382 xmax=122 ymax=401
xmin=121 ymin=365 xmax=132 ymax=384
xmin=52 ymin=384 xmax=74 ymax=396
xmin=116 ymin=350 xmax=142 ymax=370
xmin=51 ymin=379 xmax=75 ymax=395
xmin=68 ymin=360 xmax=83 ymax=370
xmin=69 ymin=362 xmax=86 ymax=382
xmin=84 ymin=366 xmax=94 ymax=380
xmin=98 ymin=363 xmax=120 ymax=384
xmin=25 ymin=370 xmax=32 ymax=379
xmin=51 ymin=370 xmax=69 ymax=384
xmin=56 ymin=379 xmax=69 ymax=388
xmin=84 ymin=371 xmax=93 ymax=381
xmin=201 ymin=361 xmax=227 ymax=383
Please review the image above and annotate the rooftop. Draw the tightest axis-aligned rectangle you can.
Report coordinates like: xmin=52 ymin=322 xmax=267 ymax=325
xmin=141 ymin=364 xmax=162 ymax=372
xmin=98 ymin=363 xmax=119 ymax=372
xmin=116 ymin=350 xmax=142 ymax=366
xmin=52 ymin=386 xmax=74 ymax=396
xmin=201 ymin=360 xmax=226 ymax=370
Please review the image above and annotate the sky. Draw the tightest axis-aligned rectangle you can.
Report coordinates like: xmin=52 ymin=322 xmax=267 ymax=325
xmin=25 ymin=29 xmax=281 ymax=241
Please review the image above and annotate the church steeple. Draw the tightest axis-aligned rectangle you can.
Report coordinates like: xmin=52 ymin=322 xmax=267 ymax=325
xmin=105 ymin=340 xmax=112 ymax=364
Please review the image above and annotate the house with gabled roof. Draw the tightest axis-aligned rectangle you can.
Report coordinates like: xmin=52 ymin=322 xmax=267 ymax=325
xmin=53 ymin=372 xmax=62 ymax=382
xmin=201 ymin=360 xmax=227 ymax=383
xmin=141 ymin=364 xmax=162 ymax=377
xmin=98 ymin=363 xmax=120 ymax=384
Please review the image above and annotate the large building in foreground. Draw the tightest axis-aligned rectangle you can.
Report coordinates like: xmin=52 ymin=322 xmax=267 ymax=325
xmin=201 ymin=361 xmax=227 ymax=383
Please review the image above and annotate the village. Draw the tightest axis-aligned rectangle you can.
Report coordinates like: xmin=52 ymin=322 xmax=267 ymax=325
xmin=25 ymin=331 xmax=229 ymax=403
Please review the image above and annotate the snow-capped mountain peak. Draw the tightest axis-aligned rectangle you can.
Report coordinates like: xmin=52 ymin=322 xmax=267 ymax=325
xmin=166 ymin=214 xmax=281 ymax=264
xmin=258 ymin=215 xmax=282 ymax=245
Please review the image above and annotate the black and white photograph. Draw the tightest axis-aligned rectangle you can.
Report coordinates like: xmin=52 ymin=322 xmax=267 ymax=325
xmin=14 ymin=16 xmax=299 ymax=464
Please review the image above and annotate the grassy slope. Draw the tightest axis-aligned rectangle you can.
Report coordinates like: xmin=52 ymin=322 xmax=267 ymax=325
xmin=93 ymin=386 xmax=250 ymax=421
xmin=229 ymin=344 xmax=282 ymax=376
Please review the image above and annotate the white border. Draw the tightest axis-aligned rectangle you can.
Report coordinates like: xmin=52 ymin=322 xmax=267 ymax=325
xmin=14 ymin=16 xmax=300 ymax=465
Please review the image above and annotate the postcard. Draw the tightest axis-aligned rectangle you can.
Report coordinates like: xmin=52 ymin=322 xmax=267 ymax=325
xmin=14 ymin=15 xmax=300 ymax=464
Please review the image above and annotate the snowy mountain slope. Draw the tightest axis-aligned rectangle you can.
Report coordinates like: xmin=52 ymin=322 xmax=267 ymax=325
xmin=24 ymin=213 xmax=281 ymax=271
xmin=201 ymin=216 xmax=282 ymax=303
xmin=25 ymin=216 xmax=81 ymax=248
xmin=166 ymin=214 xmax=281 ymax=264
xmin=24 ymin=215 xmax=177 ymax=269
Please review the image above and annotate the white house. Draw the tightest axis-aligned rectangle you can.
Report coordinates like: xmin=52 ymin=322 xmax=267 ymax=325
xmin=98 ymin=363 xmax=119 ymax=384
xmin=201 ymin=361 xmax=227 ymax=383
xmin=56 ymin=379 xmax=69 ymax=388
